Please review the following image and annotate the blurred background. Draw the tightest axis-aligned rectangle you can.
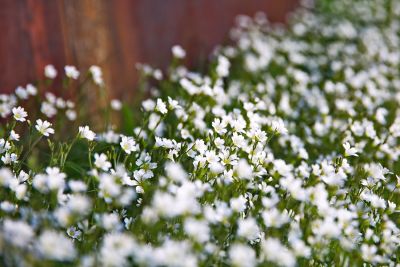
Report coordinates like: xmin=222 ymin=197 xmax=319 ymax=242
xmin=0 ymin=0 xmax=299 ymax=99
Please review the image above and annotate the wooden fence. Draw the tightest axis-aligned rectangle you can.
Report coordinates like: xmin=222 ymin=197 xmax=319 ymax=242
xmin=0 ymin=0 xmax=299 ymax=98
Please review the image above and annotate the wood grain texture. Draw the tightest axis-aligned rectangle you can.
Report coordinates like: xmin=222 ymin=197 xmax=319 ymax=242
xmin=0 ymin=0 xmax=299 ymax=97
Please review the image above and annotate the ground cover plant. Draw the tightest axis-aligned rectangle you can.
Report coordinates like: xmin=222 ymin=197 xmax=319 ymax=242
xmin=1 ymin=0 xmax=400 ymax=266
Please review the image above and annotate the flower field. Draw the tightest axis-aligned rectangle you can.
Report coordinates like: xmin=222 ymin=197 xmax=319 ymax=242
xmin=1 ymin=0 xmax=400 ymax=266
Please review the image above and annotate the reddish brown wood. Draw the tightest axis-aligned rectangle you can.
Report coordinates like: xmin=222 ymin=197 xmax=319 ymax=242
xmin=0 ymin=0 xmax=299 ymax=98
xmin=0 ymin=0 xmax=67 ymax=93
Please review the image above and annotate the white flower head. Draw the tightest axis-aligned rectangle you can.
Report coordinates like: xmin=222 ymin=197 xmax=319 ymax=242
xmin=270 ymin=118 xmax=288 ymax=135
xmin=10 ymin=130 xmax=20 ymax=141
xmin=212 ymin=118 xmax=228 ymax=135
xmin=26 ymin=84 xmax=37 ymax=96
xmin=3 ymin=219 xmax=34 ymax=248
xmin=64 ymin=65 xmax=80 ymax=80
xmin=120 ymin=136 xmax=137 ymax=154
xmin=36 ymin=230 xmax=76 ymax=261
xmin=1 ymin=153 xmax=18 ymax=165
xmin=172 ymin=45 xmax=186 ymax=59
xmin=89 ymin=65 xmax=104 ymax=86
xmin=110 ymin=99 xmax=122 ymax=111
xmin=94 ymin=153 xmax=112 ymax=171
xmin=44 ymin=64 xmax=57 ymax=79
xmin=12 ymin=106 xmax=27 ymax=122
xmin=142 ymin=99 xmax=156 ymax=111
xmin=35 ymin=119 xmax=55 ymax=137
xmin=216 ymin=55 xmax=230 ymax=77
xmin=343 ymin=142 xmax=358 ymax=157
xmin=156 ymin=98 xmax=168 ymax=114
xmin=15 ymin=86 xmax=28 ymax=99
xmin=78 ymin=126 xmax=96 ymax=141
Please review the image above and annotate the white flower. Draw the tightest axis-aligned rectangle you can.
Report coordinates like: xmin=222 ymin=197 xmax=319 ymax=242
xmin=212 ymin=118 xmax=228 ymax=135
xmin=184 ymin=218 xmax=210 ymax=243
xmin=110 ymin=99 xmax=122 ymax=110
xmin=232 ymin=133 xmax=246 ymax=148
xmin=235 ymin=159 xmax=252 ymax=179
xmin=230 ymin=195 xmax=247 ymax=212
xmin=35 ymin=119 xmax=55 ymax=137
xmin=365 ymin=163 xmax=389 ymax=181
xmin=172 ymin=45 xmax=186 ymax=59
xmin=41 ymin=102 xmax=57 ymax=118
xmin=0 ymin=168 xmax=13 ymax=186
xmin=64 ymin=65 xmax=80 ymax=80
xmin=165 ymin=161 xmax=187 ymax=182
xmin=89 ymin=65 xmax=104 ymax=86
xmin=3 ymin=219 xmax=34 ymax=248
xmin=26 ymin=84 xmax=37 ymax=95
xmin=94 ymin=153 xmax=112 ymax=171
xmin=156 ymin=98 xmax=168 ymax=114
xmin=15 ymin=86 xmax=28 ymax=99
xmin=17 ymin=170 xmax=29 ymax=183
xmin=68 ymin=180 xmax=87 ymax=193
xmin=36 ymin=230 xmax=76 ymax=261
xmin=78 ymin=126 xmax=96 ymax=141
xmin=270 ymin=118 xmax=288 ymax=135
xmin=216 ymin=55 xmax=230 ymax=77
xmin=0 ymin=139 xmax=11 ymax=154
xmin=120 ymin=136 xmax=137 ymax=154
xmin=229 ymin=243 xmax=256 ymax=267
xmin=9 ymin=130 xmax=20 ymax=141
xmin=168 ymin=97 xmax=181 ymax=110
xmin=1 ymin=153 xmax=18 ymax=165
xmin=100 ymin=233 xmax=136 ymax=267
xmin=12 ymin=106 xmax=27 ymax=122
xmin=361 ymin=244 xmax=378 ymax=263
xmin=194 ymin=139 xmax=208 ymax=155
xmin=142 ymin=99 xmax=156 ymax=111
xmin=237 ymin=218 xmax=259 ymax=240
xmin=254 ymin=129 xmax=267 ymax=142
xmin=44 ymin=64 xmax=57 ymax=79
xmin=343 ymin=142 xmax=358 ymax=157
xmin=66 ymin=195 xmax=91 ymax=215
xmin=45 ymin=167 xmax=66 ymax=191
xmin=261 ymin=238 xmax=295 ymax=267
xmin=66 ymin=109 xmax=77 ymax=121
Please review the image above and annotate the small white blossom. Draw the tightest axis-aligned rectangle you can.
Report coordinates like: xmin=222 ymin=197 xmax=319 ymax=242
xmin=110 ymin=99 xmax=122 ymax=111
xmin=9 ymin=130 xmax=20 ymax=141
xmin=94 ymin=153 xmax=112 ymax=171
xmin=89 ymin=65 xmax=104 ymax=86
xmin=172 ymin=45 xmax=186 ymax=59
xmin=156 ymin=98 xmax=168 ymax=114
xmin=120 ymin=136 xmax=137 ymax=154
xmin=343 ymin=142 xmax=358 ymax=157
xmin=12 ymin=106 xmax=27 ymax=122
xmin=36 ymin=230 xmax=76 ymax=261
xmin=78 ymin=126 xmax=96 ymax=141
xmin=35 ymin=119 xmax=55 ymax=137
xmin=44 ymin=64 xmax=57 ymax=79
xmin=64 ymin=65 xmax=80 ymax=80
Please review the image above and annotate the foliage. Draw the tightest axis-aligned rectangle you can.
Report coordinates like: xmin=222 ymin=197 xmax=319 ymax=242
xmin=1 ymin=0 xmax=400 ymax=266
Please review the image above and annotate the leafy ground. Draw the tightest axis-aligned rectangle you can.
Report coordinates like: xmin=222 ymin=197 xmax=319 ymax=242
xmin=1 ymin=0 xmax=400 ymax=266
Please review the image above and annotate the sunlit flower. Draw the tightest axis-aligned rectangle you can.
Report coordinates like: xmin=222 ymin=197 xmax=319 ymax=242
xmin=120 ymin=136 xmax=137 ymax=154
xmin=35 ymin=119 xmax=55 ymax=137
xmin=78 ymin=126 xmax=96 ymax=141
xmin=12 ymin=106 xmax=27 ymax=122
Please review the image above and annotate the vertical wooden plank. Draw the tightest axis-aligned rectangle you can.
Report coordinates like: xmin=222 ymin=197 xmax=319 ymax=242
xmin=0 ymin=0 xmax=35 ymax=93
xmin=0 ymin=0 xmax=300 ymax=96
xmin=0 ymin=0 xmax=67 ymax=93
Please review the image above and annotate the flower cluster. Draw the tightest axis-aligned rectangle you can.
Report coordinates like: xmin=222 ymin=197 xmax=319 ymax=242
xmin=1 ymin=0 xmax=400 ymax=266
